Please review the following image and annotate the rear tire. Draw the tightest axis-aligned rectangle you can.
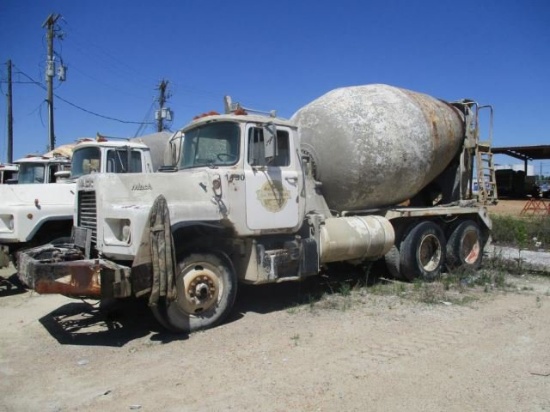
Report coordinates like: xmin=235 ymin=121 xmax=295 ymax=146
xmin=446 ymin=220 xmax=483 ymax=271
xmin=385 ymin=245 xmax=405 ymax=280
xmin=151 ymin=252 xmax=237 ymax=333
xmin=400 ymin=221 xmax=446 ymax=281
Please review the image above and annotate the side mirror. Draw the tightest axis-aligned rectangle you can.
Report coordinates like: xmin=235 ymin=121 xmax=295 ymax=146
xmin=263 ymin=124 xmax=277 ymax=160
xmin=54 ymin=170 xmax=71 ymax=178
xmin=168 ymin=131 xmax=184 ymax=166
xmin=54 ymin=170 xmax=71 ymax=183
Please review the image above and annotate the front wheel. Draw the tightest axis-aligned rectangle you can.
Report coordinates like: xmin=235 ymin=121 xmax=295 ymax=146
xmin=400 ymin=221 xmax=446 ymax=281
xmin=151 ymin=252 xmax=237 ymax=333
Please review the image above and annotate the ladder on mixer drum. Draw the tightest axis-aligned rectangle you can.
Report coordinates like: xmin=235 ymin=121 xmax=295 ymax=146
xmin=475 ymin=142 xmax=498 ymax=204
xmin=474 ymin=105 xmax=498 ymax=205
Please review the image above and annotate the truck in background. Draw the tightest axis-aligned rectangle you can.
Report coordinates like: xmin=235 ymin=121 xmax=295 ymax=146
xmin=0 ymin=163 xmax=19 ymax=184
xmin=18 ymin=84 xmax=497 ymax=333
xmin=0 ymin=131 xmax=173 ymax=268
xmin=14 ymin=147 xmax=72 ymax=184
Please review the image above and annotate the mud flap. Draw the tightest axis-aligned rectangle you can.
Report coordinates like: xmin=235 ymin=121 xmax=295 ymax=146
xmin=131 ymin=195 xmax=177 ymax=305
xmin=0 ymin=245 xmax=10 ymax=269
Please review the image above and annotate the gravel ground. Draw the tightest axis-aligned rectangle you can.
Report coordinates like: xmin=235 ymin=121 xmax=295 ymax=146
xmin=1 ymin=246 xmax=550 ymax=411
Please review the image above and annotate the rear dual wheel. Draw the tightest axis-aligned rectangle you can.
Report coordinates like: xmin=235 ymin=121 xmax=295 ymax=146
xmin=385 ymin=219 xmax=483 ymax=281
xmin=385 ymin=221 xmax=446 ymax=281
xmin=446 ymin=220 xmax=483 ymax=271
xmin=151 ymin=252 xmax=237 ymax=333
xmin=399 ymin=221 xmax=446 ymax=281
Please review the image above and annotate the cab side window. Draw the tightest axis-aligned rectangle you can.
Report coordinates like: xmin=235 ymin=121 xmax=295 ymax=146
xmin=247 ymin=128 xmax=290 ymax=167
xmin=107 ymin=150 xmax=143 ymax=173
xmin=49 ymin=165 xmax=58 ymax=183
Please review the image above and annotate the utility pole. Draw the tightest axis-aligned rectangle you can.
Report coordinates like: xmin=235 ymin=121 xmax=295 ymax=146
xmin=6 ymin=60 xmax=13 ymax=163
xmin=42 ymin=13 xmax=61 ymax=151
xmin=155 ymin=79 xmax=172 ymax=132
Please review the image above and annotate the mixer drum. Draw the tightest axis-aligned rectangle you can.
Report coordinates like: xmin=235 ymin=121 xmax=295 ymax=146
xmin=292 ymin=84 xmax=465 ymax=211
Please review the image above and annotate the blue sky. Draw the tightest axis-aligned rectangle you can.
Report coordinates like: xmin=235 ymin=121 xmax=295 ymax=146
xmin=1 ymin=0 xmax=549 ymax=174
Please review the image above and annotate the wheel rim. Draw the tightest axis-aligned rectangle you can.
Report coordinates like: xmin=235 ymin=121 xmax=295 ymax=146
xmin=176 ymin=262 xmax=222 ymax=315
xmin=462 ymin=230 xmax=480 ymax=264
xmin=418 ymin=234 xmax=442 ymax=272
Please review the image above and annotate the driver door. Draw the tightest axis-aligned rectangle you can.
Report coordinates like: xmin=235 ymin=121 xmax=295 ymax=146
xmin=244 ymin=124 xmax=300 ymax=231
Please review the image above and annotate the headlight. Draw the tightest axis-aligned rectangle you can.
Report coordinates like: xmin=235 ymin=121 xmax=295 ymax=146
xmin=104 ymin=218 xmax=132 ymax=245
xmin=0 ymin=214 xmax=14 ymax=232
xmin=121 ymin=221 xmax=131 ymax=243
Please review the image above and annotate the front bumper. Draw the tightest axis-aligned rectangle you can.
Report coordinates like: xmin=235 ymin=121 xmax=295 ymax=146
xmin=18 ymin=243 xmax=132 ymax=298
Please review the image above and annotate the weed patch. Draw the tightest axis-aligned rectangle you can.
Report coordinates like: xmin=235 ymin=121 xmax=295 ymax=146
xmin=285 ymin=249 xmax=543 ymax=317
xmin=491 ymin=215 xmax=550 ymax=250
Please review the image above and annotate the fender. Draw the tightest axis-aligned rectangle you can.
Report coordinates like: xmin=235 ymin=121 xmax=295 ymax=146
xmin=24 ymin=214 xmax=73 ymax=241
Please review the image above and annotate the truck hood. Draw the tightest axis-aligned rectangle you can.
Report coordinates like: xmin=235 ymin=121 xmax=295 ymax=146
xmin=82 ymin=171 xmax=226 ymax=260
xmin=0 ymin=183 xmax=76 ymax=207
xmin=82 ymin=171 xmax=223 ymax=223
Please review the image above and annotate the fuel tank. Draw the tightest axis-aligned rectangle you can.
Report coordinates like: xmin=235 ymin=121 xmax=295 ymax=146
xmin=292 ymin=84 xmax=465 ymax=211
xmin=319 ymin=215 xmax=395 ymax=263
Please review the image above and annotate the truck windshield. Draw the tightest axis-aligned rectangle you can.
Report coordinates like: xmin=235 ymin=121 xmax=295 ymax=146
xmin=179 ymin=122 xmax=240 ymax=169
xmin=17 ymin=163 xmax=46 ymax=184
xmin=71 ymin=147 xmax=101 ymax=179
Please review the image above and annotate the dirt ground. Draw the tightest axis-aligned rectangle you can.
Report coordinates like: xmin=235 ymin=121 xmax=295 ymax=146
xmin=1 ymin=259 xmax=550 ymax=411
xmin=488 ymin=199 xmax=549 ymax=216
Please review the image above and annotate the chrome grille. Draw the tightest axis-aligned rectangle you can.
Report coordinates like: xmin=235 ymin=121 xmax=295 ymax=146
xmin=78 ymin=191 xmax=97 ymax=244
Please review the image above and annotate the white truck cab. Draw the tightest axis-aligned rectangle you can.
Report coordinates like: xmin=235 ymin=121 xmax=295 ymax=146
xmin=15 ymin=153 xmax=72 ymax=184
xmin=70 ymin=138 xmax=156 ymax=178
xmin=69 ymin=113 xmax=303 ymax=261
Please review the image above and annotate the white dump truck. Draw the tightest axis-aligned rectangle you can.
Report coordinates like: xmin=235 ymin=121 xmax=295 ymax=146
xmin=1 ymin=132 xmax=172 ymax=268
xmin=18 ymin=84 xmax=496 ymax=333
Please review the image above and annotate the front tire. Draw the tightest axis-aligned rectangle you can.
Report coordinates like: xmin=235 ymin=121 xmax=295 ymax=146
xmin=400 ymin=221 xmax=446 ymax=281
xmin=151 ymin=252 xmax=237 ymax=333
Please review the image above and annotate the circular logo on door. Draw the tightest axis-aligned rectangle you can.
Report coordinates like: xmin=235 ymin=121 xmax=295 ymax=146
xmin=256 ymin=180 xmax=291 ymax=212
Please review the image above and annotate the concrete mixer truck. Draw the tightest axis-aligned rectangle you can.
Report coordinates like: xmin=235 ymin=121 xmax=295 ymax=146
xmin=0 ymin=132 xmax=174 ymax=268
xmin=18 ymin=84 xmax=496 ymax=333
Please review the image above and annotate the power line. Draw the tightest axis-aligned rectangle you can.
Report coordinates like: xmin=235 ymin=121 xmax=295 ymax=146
xmin=134 ymin=99 xmax=156 ymax=137
xmin=63 ymin=21 xmax=153 ymax=89
xmin=55 ymin=93 xmax=154 ymax=125
xmin=13 ymin=65 xmax=154 ymax=125
xmin=68 ymin=64 xmax=146 ymax=100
